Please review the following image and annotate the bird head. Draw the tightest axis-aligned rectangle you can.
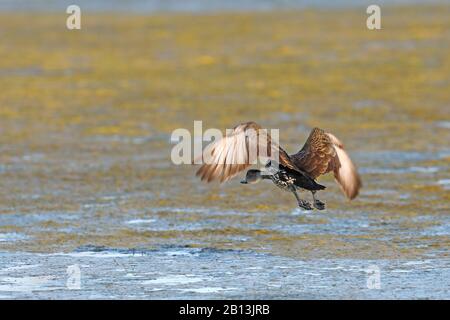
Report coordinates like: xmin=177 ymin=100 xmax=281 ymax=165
xmin=240 ymin=169 xmax=263 ymax=184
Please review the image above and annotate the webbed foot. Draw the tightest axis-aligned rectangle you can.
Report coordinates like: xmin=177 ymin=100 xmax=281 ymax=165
xmin=298 ymin=199 xmax=313 ymax=211
xmin=313 ymin=199 xmax=326 ymax=210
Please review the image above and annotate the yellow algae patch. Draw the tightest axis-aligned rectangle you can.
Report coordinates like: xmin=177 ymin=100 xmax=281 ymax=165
xmin=192 ymin=55 xmax=217 ymax=66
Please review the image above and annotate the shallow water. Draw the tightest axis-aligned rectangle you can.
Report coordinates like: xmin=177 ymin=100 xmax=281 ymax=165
xmin=0 ymin=6 xmax=449 ymax=299
xmin=0 ymin=247 xmax=448 ymax=299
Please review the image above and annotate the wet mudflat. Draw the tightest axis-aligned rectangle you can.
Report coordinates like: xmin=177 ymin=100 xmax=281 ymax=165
xmin=0 ymin=5 xmax=449 ymax=299
xmin=0 ymin=247 xmax=449 ymax=299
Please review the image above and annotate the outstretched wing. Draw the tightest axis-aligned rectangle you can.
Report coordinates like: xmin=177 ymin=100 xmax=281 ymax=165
xmin=291 ymin=128 xmax=362 ymax=200
xmin=195 ymin=121 xmax=298 ymax=183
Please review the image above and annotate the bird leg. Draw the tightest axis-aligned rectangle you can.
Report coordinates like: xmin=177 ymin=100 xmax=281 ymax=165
xmin=311 ymin=191 xmax=325 ymax=210
xmin=291 ymin=189 xmax=313 ymax=210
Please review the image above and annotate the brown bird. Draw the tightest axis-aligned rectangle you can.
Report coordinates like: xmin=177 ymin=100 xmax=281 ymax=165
xmin=194 ymin=122 xmax=362 ymax=210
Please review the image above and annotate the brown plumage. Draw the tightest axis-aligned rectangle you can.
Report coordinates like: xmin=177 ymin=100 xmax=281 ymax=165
xmin=194 ymin=122 xmax=362 ymax=209
xmin=195 ymin=122 xmax=300 ymax=183
xmin=290 ymin=127 xmax=362 ymax=200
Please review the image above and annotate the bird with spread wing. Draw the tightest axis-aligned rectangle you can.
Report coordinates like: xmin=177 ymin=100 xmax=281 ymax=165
xmin=194 ymin=122 xmax=362 ymax=210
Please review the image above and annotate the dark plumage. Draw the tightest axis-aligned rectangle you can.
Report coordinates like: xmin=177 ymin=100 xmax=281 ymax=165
xmin=194 ymin=122 xmax=362 ymax=210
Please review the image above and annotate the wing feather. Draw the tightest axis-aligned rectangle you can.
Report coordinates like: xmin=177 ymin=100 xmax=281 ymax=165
xmin=195 ymin=121 xmax=299 ymax=183
xmin=326 ymin=133 xmax=362 ymax=200
xmin=291 ymin=128 xmax=362 ymax=200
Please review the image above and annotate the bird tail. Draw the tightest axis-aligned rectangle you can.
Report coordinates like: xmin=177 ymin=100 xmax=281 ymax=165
xmin=293 ymin=173 xmax=326 ymax=191
xmin=312 ymin=181 xmax=326 ymax=191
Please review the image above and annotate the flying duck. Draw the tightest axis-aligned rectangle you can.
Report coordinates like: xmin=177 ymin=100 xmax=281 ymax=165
xmin=194 ymin=122 xmax=362 ymax=210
